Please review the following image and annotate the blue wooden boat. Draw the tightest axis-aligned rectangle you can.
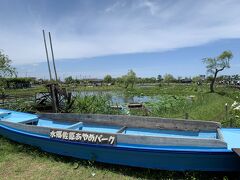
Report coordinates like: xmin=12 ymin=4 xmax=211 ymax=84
xmin=0 ymin=108 xmax=240 ymax=171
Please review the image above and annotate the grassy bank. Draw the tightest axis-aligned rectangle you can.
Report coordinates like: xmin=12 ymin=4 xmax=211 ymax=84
xmin=0 ymin=137 xmax=237 ymax=180
xmin=3 ymin=85 xmax=46 ymax=97
xmin=142 ymin=93 xmax=234 ymax=121
xmin=126 ymin=84 xmax=237 ymax=123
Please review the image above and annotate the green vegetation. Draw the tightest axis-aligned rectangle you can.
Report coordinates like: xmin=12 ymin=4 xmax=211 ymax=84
xmin=64 ymin=76 xmax=75 ymax=84
xmin=1 ymin=83 xmax=239 ymax=123
xmin=0 ymin=50 xmax=16 ymax=77
xmin=2 ymin=85 xmax=45 ymax=97
xmin=0 ymin=77 xmax=35 ymax=89
xmin=163 ymin=74 xmax=176 ymax=84
xmin=103 ymin=75 xmax=113 ymax=84
xmin=1 ymin=83 xmax=240 ymax=179
xmin=0 ymin=136 xmax=236 ymax=180
xmin=203 ymin=50 xmax=233 ymax=92
xmin=125 ymin=84 xmax=237 ymax=124
xmin=121 ymin=69 xmax=137 ymax=88
xmin=73 ymin=95 xmax=121 ymax=115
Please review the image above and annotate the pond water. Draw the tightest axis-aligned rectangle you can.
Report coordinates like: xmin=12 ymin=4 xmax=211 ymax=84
xmin=72 ymin=91 xmax=159 ymax=105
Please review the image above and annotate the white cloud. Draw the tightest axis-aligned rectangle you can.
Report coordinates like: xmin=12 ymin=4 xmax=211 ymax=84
xmin=138 ymin=0 xmax=159 ymax=15
xmin=105 ymin=1 xmax=126 ymax=13
xmin=1 ymin=0 xmax=240 ymax=65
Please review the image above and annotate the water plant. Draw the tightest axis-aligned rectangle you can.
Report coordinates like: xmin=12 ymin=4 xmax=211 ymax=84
xmin=1 ymin=98 xmax=36 ymax=113
xmin=143 ymin=95 xmax=191 ymax=117
xmin=73 ymin=95 xmax=122 ymax=115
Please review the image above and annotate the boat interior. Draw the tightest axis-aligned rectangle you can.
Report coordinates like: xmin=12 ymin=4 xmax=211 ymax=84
xmin=2 ymin=109 xmax=240 ymax=151
xmin=0 ymin=110 xmax=222 ymax=140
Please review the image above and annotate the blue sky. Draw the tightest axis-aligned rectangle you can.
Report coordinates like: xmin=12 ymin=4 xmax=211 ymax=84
xmin=0 ymin=0 xmax=240 ymax=79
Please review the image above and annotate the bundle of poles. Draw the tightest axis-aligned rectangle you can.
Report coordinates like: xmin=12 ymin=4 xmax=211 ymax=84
xmin=42 ymin=30 xmax=58 ymax=112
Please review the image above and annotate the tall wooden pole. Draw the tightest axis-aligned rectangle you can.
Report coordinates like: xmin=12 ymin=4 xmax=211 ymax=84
xmin=42 ymin=29 xmax=57 ymax=113
xmin=42 ymin=30 xmax=52 ymax=80
xmin=48 ymin=32 xmax=58 ymax=81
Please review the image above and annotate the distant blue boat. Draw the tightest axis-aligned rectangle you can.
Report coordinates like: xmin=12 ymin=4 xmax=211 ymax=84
xmin=0 ymin=108 xmax=240 ymax=171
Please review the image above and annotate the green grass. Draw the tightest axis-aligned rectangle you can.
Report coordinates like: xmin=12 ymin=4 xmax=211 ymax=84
xmin=66 ymin=84 xmax=123 ymax=92
xmin=3 ymin=85 xmax=46 ymax=97
xmin=149 ymin=93 xmax=234 ymax=122
xmin=0 ymin=136 xmax=237 ymax=180
xmin=128 ymin=85 xmax=237 ymax=123
xmin=186 ymin=93 xmax=233 ymax=121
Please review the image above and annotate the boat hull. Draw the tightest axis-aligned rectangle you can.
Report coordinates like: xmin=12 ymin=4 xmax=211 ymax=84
xmin=0 ymin=124 xmax=240 ymax=172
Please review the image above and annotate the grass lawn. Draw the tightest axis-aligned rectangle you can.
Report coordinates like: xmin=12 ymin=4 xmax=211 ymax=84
xmin=0 ymin=137 xmax=238 ymax=180
xmin=1 ymin=83 xmax=240 ymax=179
xmin=3 ymin=86 xmax=46 ymax=97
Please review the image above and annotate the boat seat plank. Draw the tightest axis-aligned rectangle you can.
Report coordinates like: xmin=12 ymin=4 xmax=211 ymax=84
xmin=38 ymin=113 xmax=221 ymax=131
xmin=232 ymin=148 xmax=240 ymax=157
xmin=67 ymin=122 xmax=83 ymax=130
xmin=117 ymin=126 xmax=127 ymax=133
xmin=0 ymin=112 xmax=11 ymax=118
xmin=217 ymin=128 xmax=224 ymax=141
xmin=118 ymin=134 xmax=227 ymax=148
xmin=20 ymin=118 xmax=39 ymax=124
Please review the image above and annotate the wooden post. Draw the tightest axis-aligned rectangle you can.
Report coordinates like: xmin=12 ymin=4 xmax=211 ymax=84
xmin=42 ymin=30 xmax=57 ymax=113
xmin=42 ymin=30 xmax=52 ymax=80
xmin=48 ymin=32 xmax=58 ymax=81
xmin=50 ymin=84 xmax=58 ymax=113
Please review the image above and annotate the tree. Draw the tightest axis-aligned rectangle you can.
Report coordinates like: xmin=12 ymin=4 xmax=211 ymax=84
xmin=64 ymin=76 xmax=74 ymax=84
xmin=203 ymin=51 xmax=233 ymax=92
xmin=163 ymin=74 xmax=175 ymax=85
xmin=103 ymin=75 xmax=113 ymax=84
xmin=122 ymin=69 xmax=137 ymax=88
xmin=192 ymin=76 xmax=202 ymax=83
xmin=0 ymin=50 xmax=16 ymax=77
xmin=115 ymin=77 xmax=124 ymax=85
xmin=157 ymin=75 xmax=162 ymax=82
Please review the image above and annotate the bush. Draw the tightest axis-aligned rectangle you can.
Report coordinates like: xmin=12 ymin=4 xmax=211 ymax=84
xmin=2 ymin=99 xmax=37 ymax=113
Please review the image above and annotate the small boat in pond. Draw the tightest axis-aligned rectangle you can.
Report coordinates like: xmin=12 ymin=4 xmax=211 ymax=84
xmin=0 ymin=108 xmax=240 ymax=171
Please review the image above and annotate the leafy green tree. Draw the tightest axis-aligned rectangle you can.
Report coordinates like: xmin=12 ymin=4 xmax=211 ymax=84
xmin=203 ymin=51 xmax=233 ymax=92
xmin=64 ymin=76 xmax=74 ymax=84
xmin=157 ymin=75 xmax=162 ymax=82
xmin=137 ymin=77 xmax=143 ymax=84
xmin=115 ymin=77 xmax=124 ymax=85
xmin=122 ymin=69 xmax=137 ymax=88
xmin=192 ymin=76 xmax=202 ymax=83
xmin=0 ymin=50 xmax=16 ymax=77
xmin=163 ymin=74 xmax=175 ymax=85
xmin=103 ymin=75 xmax=113 ymax=84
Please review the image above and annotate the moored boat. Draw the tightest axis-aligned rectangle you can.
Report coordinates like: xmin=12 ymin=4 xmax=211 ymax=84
xmin=0 ymin=108 xmax=240 ymax=171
